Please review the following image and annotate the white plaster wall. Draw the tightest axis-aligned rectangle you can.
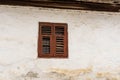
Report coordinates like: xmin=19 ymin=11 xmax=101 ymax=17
xmin=0 ymin=5 xmax=120 ymax=80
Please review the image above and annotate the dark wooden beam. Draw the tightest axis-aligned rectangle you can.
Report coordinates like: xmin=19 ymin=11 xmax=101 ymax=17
xmin=0 ymin=0 xmax=120 ymax=12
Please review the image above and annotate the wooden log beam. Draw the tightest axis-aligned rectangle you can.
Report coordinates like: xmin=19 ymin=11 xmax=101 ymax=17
xmin=0 ymin=0 xmax=120 ymax=12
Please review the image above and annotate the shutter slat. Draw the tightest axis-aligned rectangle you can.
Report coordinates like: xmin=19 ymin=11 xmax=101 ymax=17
xmin=55 ymin=27 xmax=64 ymax=35
xmin=42 ymin=26 xmax=51 ymax=35
xmin=42 ymin=37 xmax=50 ymax=54
xmin=56 ymin=37 xmax=64 ymax=54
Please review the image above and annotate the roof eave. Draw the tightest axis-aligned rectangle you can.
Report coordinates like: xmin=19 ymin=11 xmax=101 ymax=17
xmin=0 ymin=0 xmax=120 ymax=12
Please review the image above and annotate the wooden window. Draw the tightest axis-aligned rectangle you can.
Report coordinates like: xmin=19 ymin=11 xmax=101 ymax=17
xmin=38 ymin=22 xmax=68 ymax=58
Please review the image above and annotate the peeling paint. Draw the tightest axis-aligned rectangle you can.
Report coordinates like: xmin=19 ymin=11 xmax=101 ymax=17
xmin=47 ymin=67 xmax=120 ymax=80
xmin=49 ymin=67 xmax=92 ymax=76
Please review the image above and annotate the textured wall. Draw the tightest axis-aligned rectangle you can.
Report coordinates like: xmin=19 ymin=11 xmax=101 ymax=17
xmin=0 ymin=5 xmax=120 ymax=80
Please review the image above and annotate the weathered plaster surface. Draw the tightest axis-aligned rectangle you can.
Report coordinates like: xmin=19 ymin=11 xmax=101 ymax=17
xmin=0 ymin=5 xmax=120 ymax=80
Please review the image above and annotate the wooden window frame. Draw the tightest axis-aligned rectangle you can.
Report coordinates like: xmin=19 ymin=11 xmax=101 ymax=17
xmin=38 ymin=22 xmax=68 ymax=58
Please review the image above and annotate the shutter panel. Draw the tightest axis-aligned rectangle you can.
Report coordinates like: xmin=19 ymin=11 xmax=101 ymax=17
xmin=42 ymin=26 xmax=51 ymax=35
xmin=55 ymin=26 xmax=65 ymax=54
xmin=55 ymin=27 xmax=64 ymax=35
xmin=42 ymin=37 xmax=50 ymax=54
xmin=56 ymin=36 xmax=64 ymax=54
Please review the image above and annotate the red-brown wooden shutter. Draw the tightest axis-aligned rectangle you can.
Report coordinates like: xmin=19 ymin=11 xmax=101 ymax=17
xmin=38 ymin=22 xmax=68 ymax=58
xmin=54 ymin=23 xmax=68 ymax=58
xmin=38 ymin=23 xmax=53 ymax=57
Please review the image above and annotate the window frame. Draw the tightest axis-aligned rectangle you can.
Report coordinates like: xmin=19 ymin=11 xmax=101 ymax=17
xmin=38 ymin=22 xmax=68 ymax=58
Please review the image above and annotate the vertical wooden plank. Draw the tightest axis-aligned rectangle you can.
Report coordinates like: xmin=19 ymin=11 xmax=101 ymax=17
xmin=64 ymin=24 xmax=68 ymax=58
